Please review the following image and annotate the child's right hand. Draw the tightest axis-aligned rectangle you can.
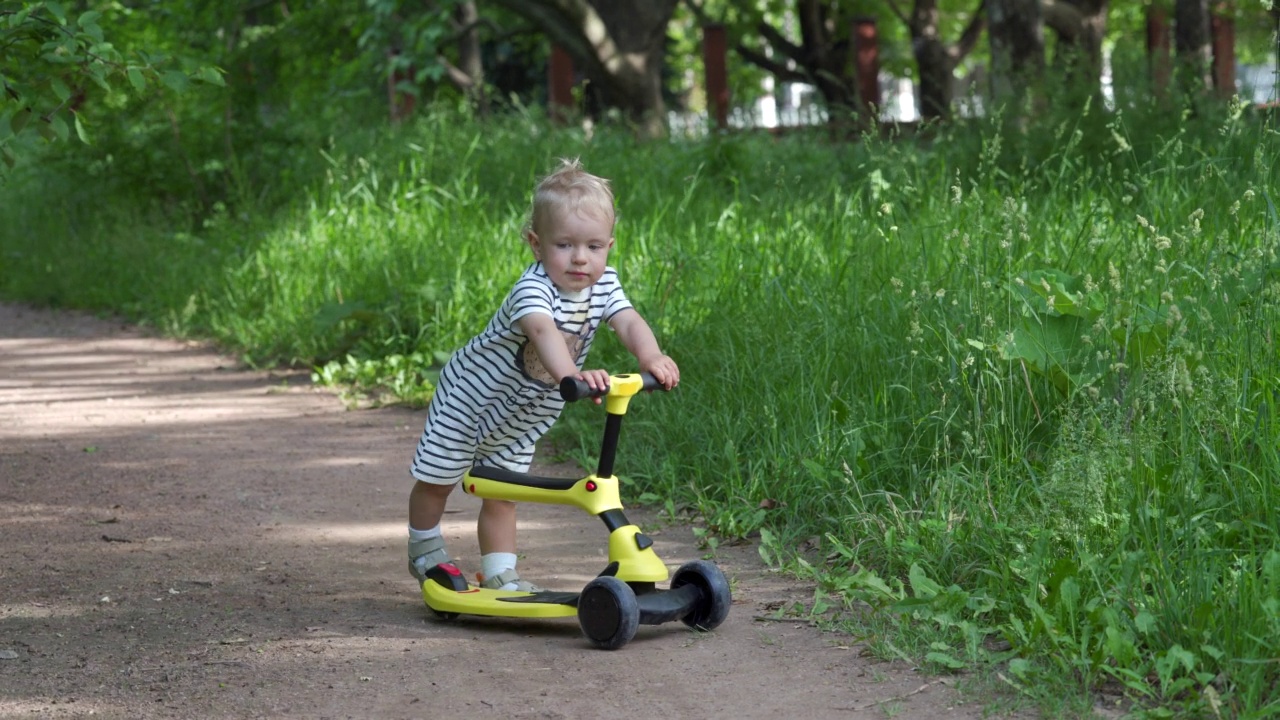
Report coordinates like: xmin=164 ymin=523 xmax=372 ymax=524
xmin=570 ymin=369 xmax=611 ymax=404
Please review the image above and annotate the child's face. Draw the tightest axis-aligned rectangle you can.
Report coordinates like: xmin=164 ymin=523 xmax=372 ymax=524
xmin=527 ymin=207 xmax=615 ymax=293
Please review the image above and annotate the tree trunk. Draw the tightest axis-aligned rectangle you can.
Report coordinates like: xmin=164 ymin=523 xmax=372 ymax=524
xmin=454 ymin=1 xmax=488 ymax=116
xmin=910 ymin=1 xmax=954 ymax=121
xmin=587 ymin=0 xmax=677 ymax=138
xmin=1174 ymin=0 xmax=1212 ymax=93
xmin=893 ymin=0 xmax=984 ymax=122
xmin=732 ymin=1 xmax=864 ymax=130
xmin=988 ymin=0 xmax=1045 ymax=109
xmin=1044 ymin=0 xmax=1108 ymax=95
xmin=489 ymin=0 xmax=678 ymax=138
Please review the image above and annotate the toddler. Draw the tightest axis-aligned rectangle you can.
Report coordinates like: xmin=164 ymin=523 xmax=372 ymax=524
xmin=407 ymin=158 xmax=679 ymax=591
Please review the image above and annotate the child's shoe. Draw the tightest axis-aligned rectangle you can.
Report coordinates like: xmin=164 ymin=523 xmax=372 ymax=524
xmin=408 ymin=536 xmax=452 ymax=583
xmin=478 ymin=569 xmax=543 ymax=592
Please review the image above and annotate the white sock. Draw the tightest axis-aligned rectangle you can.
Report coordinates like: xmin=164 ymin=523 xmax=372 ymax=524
xmin=408 ymin=524 xmax=442 ymax=542
xmin=481 ymin=552 xmax=519 ymax=590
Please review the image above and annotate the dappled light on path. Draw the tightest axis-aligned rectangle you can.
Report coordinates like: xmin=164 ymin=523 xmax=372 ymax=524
xmin=0 ymin=303 xmax=1021 ymax=720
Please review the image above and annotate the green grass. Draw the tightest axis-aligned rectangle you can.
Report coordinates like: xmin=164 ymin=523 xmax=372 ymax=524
xmin=2 ymin=93 xmax=1278 ymax=717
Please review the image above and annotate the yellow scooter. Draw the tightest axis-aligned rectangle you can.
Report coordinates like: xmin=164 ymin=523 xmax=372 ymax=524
xmin=420 ymin=373 xmax=731 ymax=649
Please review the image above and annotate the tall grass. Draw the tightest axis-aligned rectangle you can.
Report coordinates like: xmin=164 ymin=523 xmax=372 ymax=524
xmin=2 ymin=94 xmax=1277 ymax=715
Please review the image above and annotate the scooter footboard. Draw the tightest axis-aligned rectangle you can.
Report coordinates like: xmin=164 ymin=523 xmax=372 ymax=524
xmin=635 ymin=584 xmax=702 ymax=625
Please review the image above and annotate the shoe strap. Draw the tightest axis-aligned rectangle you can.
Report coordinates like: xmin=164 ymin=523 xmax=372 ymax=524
xmin=408 ymin=535 xmax=448 ymax=559
xmin=480 ymin=568 xmax=522 ymax=589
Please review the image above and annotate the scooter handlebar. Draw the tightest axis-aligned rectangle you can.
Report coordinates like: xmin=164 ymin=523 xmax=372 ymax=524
xmin=559 ymin=372 xmax=666 ymax=402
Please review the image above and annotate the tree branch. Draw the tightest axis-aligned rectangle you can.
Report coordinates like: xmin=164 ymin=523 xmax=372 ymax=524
xmin=486 ymin=0 xmax=609 ymax=79
xmin=949 ymin=0 xmax=988 ymax=63
xmin=437 ymin=55 xmax=475 ymax=89
xmin=442 ymin=16 xmax=500 ymax=45
xmin=758 ymin=21 xmax=806 ymax=66
xmin=884 ymin=0 xmax=910 ymax=26
xmin=736 ymin=43 xmax=809 ymax=83
xmin=1042 ymin=0 xmax=1083 ymax=42
xmin=681 ymin=0 xmax=716 ymax=26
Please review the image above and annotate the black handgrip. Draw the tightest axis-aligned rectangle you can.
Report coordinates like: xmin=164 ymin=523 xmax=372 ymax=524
xmin=559 ymin=372 xmax=665 ymax=402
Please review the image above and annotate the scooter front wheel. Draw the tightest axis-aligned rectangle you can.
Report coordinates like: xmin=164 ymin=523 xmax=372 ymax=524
xmin=577 ymin=575 xmax=640 ymax=650
xmin=671 ymin=560 xmax=731 ymax=631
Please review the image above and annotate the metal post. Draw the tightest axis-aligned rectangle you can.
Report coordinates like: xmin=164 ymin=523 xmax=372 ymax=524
xmin=548 ymin=45 xmax=574 ymax=124
xmin=1210 ymin=9 xmax=1236 ymax=99
xmin=703 ymin=24 xmax=729 ymax=131
xmin=388 ymin=49 xmax=415 ymax=124
xmin=852 ymin=17 xmax=881 ymax=119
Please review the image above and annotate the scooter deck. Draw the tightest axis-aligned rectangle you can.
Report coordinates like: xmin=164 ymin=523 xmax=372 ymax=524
xmin=421 ymin=564 xmax=580 ymax=619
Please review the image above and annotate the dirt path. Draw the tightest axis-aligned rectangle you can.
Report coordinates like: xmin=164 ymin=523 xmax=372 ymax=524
xmin=0 ymin=303 xmax=1024 ymax=719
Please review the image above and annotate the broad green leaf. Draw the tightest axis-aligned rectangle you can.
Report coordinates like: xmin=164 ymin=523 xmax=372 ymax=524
xmin=926 ymin=650 xmax=966 ymax=669
xmin=997 ymin=314 xmax=1091 ymax=395
xmin=1104 ymin=626 xmax=1138 ymax=664
xmin=161 ymin=71 xmax=189 ymax=93
xmin=1008 ymin=268 xmax=1099 ymax=318
xmin=850 ymin=568 xmax=897 ymax=599
xmin=1166 ymin=644 xmax=1197 ymax=674
xmin=76 ymin=10 xmax=102 ymax=28
xmin=908 ymin=563 xmax=943 ymax=599
xmin=1134 ymin=609 xmax=1157 ymax=635
xmin=127 ymin=68 xmax=146 ymax=91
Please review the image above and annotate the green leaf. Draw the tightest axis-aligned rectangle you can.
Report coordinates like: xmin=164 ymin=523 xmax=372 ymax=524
xmin=127 ymin=68 xmax=145 ymax=90
xmin=925 ymin=650 xmax=966 ymax=669
xmin=908 ymin=563 xmax=943 ymax=599
xmin=1008 ymin=268 xmax=1099 ymax=318
xmin=1134 ymin=609 xmax=1157 ymax=635
xmin=801 ymin=458 xmax=829 ymax=481
xmin=1007 ymin=657 xmax=1032 ymax=679
xmin=48 ymin=113 xmax=69 ymax=141
xmin=197 ymin=66 xmax=225 ymax=86
xmin=77 ymin=15 xmax=104 ymax=43
xmin=87 ymin=66 xmax=111 ymax=91
xmin=161 ymin=71 xmax=189 ymax=93
xmin=51 ymin=77 xmax=71 ymax=102
xmin=46 ymin=1 xmax=68 ymax=25
xmin=11 ymin=109 xmax=31 ymax=135
xmin=73 ymin=112 xmax=89 ymax=143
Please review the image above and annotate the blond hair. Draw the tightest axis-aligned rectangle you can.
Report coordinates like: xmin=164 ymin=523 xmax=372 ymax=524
xmin=527 ymin=158 xmax=615 ymax=237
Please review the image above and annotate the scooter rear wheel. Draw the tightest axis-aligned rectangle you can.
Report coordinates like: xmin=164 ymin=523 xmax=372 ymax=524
xmin=671 ymin=560 xmax=731 ymax=631
xmin=577 ymin=576 xmax=640 ymax=650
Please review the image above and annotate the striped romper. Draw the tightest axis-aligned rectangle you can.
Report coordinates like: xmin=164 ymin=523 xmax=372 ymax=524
xmin=410 ymin=262 xmax=632 ymax=484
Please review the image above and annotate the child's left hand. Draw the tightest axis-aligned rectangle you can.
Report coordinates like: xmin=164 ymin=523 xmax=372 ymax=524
xmin=640 ymin=354 xmax=680 ymax=390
